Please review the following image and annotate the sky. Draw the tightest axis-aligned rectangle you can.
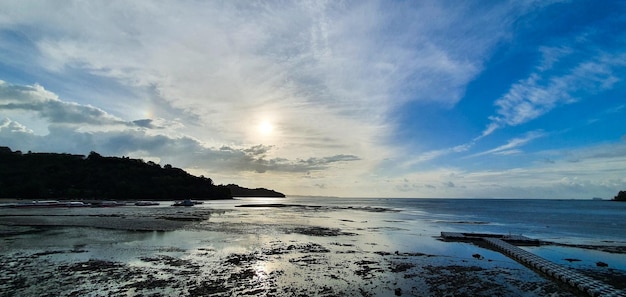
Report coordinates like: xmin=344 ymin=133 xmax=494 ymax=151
xmin=1 ymin=0 xmax=625 ymax=199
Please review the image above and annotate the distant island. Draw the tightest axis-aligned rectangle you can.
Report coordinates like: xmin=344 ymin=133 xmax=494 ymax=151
xmin=0 ymin=147 xmax=284 ymax=200
xmin=226 ymin=184 xmax=285 ymax=198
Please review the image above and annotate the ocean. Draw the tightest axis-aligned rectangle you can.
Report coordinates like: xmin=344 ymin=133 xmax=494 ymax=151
xmin=307 ymin=197 xmax=626 ymax=243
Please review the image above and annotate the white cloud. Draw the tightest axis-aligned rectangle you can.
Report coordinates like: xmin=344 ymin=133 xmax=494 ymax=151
xmin=403 ymin=143 xmax=472 ymax=168
xmin=0 ymin=80 xmax=58 ymax=103
xmin=0 ymin=118 xmax=33 ymax=136
xmin=0 ymin=80 xmax=130 ymax=127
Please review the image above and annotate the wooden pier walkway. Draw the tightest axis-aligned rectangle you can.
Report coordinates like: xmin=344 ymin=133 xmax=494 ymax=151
xmin=441 ymin=232 xmax=626 ymax=297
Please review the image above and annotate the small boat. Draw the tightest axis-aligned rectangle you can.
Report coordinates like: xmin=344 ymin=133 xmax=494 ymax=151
xmin=135 ymin=201 xmax=160 ymax=206
xmin=172 ymin=199 xmax=194 ymax=207
xmin=63 ymin=201 xmax=91 ymax=207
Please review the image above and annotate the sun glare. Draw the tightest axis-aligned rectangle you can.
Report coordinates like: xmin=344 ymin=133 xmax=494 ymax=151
xmin=259 ymin=121 xmax=273 ymax=134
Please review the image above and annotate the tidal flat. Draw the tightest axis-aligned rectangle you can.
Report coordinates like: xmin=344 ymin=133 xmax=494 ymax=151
xmin=1 ymin=198 xmax=625 ymax=296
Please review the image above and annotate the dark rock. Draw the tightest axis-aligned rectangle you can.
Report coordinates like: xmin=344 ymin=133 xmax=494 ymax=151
xmin=596 ymin=261 xmax=609 ymax=267
xmin=390 ymin=262 xmax=414 ymax=273
xmin=564 ymin=258 xmax=581 ymax=262
xmin=395 ymin=287 xmax=402 ymax=296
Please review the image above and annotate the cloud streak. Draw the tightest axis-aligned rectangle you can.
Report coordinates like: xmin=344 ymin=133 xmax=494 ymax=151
xmin=470 ymin=131 xmax=545 ymax=158
xmin=483 ymin=47 xmax=626 ymax=137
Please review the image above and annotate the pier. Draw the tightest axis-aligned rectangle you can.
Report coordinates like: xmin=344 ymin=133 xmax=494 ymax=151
xmin=441 ymin=232 xmax=626 ymax=297
xmin=440 ymin=231 xmax=540 ymax=245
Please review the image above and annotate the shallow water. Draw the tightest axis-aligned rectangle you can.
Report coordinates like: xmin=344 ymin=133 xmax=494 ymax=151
xmin=1 ymin=197 xmax=625 ymax=296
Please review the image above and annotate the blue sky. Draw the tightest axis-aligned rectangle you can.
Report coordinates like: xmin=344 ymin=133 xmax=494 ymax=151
xmin=1 ymin=0 xmax=625 ymax=198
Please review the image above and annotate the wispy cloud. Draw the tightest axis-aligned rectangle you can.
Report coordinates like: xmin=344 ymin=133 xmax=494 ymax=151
xmin=470 ymin=130 xmax=545 ymax=158
xmin=403 ymin=128 xmax=545 ymax=167
xmin=482 ymin=49 xmax=626 ymax=137
xmin=392 ymin=141 xmax=626 ymax=198
xmin=403 ymin=143 xmax=472 ymax=168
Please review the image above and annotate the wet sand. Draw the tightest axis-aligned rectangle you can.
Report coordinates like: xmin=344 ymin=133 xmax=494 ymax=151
xmin=1 ymin=202 xmax=624 ymax=296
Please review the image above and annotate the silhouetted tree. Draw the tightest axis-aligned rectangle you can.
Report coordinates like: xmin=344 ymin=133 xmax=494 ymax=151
xmin=88 ymin=151 xmax=102 ymax=160
xmin=614 ymin=191 xmax=626 ymax=201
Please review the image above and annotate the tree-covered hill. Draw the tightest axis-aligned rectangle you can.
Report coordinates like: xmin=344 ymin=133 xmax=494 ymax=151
xmin=0 ymin=146 xmax=232 ymax=200
xmin=614 ymin=191 xmax=626 ymax=202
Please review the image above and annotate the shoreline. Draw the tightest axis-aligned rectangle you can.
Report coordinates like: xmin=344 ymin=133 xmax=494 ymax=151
xmin=3 ymin=212 xmax=625 ymax=254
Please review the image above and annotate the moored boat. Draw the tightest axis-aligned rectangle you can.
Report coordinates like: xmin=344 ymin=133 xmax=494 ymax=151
xmin=91 ymin=201 xmax=126 ymax=207
xmin=172 ymin=199 xmax=194 ymax=207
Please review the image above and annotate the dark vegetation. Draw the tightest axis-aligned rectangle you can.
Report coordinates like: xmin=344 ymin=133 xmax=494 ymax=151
xmin=226 ymin=184 xmax=285 ymax=197
xmin=613 ymin=190 xmax=626 ymax=202
xmin=0 ymin=146 xmax=280 ymax=200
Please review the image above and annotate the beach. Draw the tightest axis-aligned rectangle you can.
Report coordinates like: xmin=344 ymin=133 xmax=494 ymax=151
xmin=1 ymin=197 xmax=625 ymax=296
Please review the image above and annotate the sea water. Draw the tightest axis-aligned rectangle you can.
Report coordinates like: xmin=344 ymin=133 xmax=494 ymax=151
xmin=216 ymin=197 xmax=626 ymax=270
xmin=3 ymin=197 xmax=624 ymax=243
xmin=209 ymin=197 xmax=626 ymax=262
xmin=239 ymin=197 xmax=626 ymax=243
xmin=3 ymin=197 xmax=625 ymax=249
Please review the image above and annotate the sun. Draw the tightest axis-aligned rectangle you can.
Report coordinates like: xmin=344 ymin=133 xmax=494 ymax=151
xmin=259 ymin=121 xmax=273 ymax=134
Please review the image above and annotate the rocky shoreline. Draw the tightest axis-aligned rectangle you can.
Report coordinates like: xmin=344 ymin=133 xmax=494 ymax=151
xmin=1 ymin=233 xmax=578 ymax=297
xmin=1 ymin=205 xmax=625 ymax=296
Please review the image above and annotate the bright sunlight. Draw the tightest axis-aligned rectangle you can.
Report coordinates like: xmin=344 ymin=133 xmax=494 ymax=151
xmin=259 ymin=121 xmax=273 ymax=134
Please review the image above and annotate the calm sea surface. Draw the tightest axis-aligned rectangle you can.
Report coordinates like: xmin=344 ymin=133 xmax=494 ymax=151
xmin=266 ymin=197 xmax=626 ymax=271
xmin=3 ymin=197 xmax=625 ymax=245
xmin=276 ymin=197 xmax=626 ymax=243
